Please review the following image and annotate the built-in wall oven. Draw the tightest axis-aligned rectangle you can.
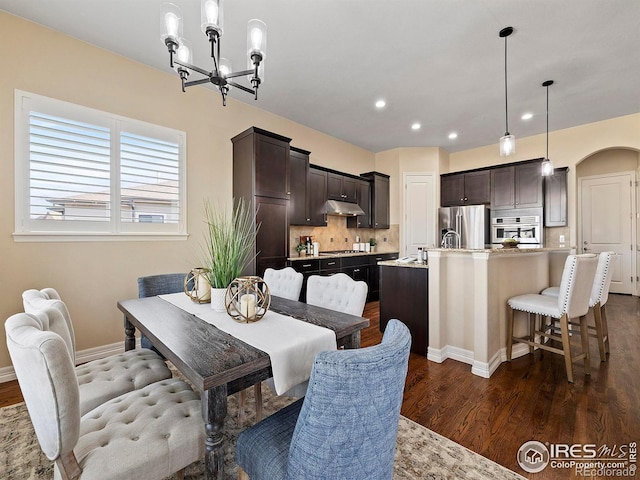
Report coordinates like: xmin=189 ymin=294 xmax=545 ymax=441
xmin=492 ymin=215 xmax=542 ymax=245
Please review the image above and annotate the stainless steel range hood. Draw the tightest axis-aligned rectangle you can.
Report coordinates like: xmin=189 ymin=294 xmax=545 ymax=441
xmin=324 ymin=200 xmax=365 ymax=216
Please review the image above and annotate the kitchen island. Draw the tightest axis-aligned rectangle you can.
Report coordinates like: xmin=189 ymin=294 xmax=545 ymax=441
xmin=378 ymin=260 xmax=429 ymax=356
xmin=427 ymin=247 xmax=571 ymax=377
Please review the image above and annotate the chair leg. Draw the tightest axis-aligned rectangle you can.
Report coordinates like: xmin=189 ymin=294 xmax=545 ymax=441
xmin=528 ymin=313 xmax=536 ymax=354
xmin=592 ymin=302 xmax=607 ymax=362
xmin=601 ymin=304 xmax=610 ymax=355
xmin=559 ymin=314 xmax=574 ymax=383
xmin=506 ymin=306 xmax=514 ymax=361
xmin=238 ymin=389 xmax=247 ymax=425
xmin=238 ymin=466 xmax=250 ymax=480
xmin=579 ymin=315 xmax=591 ymax=375
xmin=254 ymin=382 xmax=263 ymax=422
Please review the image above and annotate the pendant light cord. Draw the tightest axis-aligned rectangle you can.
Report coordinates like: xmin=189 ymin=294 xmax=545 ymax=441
xmin=546 ymin=84 xmax=549 ymax=159
xmin=504 ymin=35 xmax=509 ymax=134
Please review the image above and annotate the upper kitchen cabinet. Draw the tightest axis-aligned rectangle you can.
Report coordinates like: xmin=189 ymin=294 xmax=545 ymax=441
xmin=361 ymin=172 xmax=390 ymax=229
xmin=441 ymin=170 xmax=490 ymax=206
xmin=346 ymin=178 xmax=372 ymax=228
xmin=289 ymin=147 xmax=311 ymax=225
xmin=491 ymin=160 xmax=543 ymax=210
xmin=308 ymin=167 xmax=328 ymax=226
xmin=327 ymin=172 xmax=358 ymax=203
xmin=232 ymin=127 xmax=292 ymax=276
xmin=232 ymin=127 xmax=291 ymax=200
xmin=544 ymin=167 xmax=568 ymax=227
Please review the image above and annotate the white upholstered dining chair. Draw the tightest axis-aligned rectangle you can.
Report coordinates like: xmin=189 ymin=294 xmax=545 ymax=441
xmin=506 ymin=254 xmax=598 ymax=383
xmin=22 ymin=288 xmax=172 ymax=415
xmin=5 ymin=312 xmax=204 ymax=480
xmin=306 ymin=273 xmax=368 ymax=317
xmin=263 ymin=267 xmax=304 ymax=301
xmin=540 ymin=251 xmax=614 ymax=362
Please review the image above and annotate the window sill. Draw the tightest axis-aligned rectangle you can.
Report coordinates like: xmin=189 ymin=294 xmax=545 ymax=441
xmin=12 ymin=232 xmax=189 ymax=243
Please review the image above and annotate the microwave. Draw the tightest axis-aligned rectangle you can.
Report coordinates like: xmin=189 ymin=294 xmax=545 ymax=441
xmin=492 ymin=215 xmax=541 ymax=244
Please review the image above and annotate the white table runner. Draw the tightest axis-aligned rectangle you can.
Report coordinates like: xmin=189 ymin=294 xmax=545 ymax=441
xmin=159 ymin=293 xmax=337 ymax=395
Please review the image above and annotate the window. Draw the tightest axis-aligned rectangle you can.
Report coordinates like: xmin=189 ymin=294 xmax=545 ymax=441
xmin=14 ymin=90 xmax=186 ymax=241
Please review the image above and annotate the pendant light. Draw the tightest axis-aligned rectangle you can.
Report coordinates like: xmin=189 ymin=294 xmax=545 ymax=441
xmin=541 ymin=80 xmax=554 ymax=176
xmin=499 ymin=27 xmax=515 ymax=156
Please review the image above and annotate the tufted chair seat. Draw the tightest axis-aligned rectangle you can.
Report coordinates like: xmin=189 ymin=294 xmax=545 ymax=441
xmin=5 ymin=313 xmax=204 ymax=480
xmin=22 ymin=288 xmax=172 ymax=415
xmin=506 ymin=254 xmax=598 ymax=383
xmin=236 ymin=319 xmax=411 ymax=480
xmin=263 ymin=267 xmax=304 ymax=301
xmin=539 ymin=251 xmax=614 ymax=361
xmin=306 ymin=273 xmax=368 ymax=317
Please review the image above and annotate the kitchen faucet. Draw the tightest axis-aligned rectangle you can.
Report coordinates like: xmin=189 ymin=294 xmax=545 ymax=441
xmin=441 ymin=229 xmax=461 ymax=249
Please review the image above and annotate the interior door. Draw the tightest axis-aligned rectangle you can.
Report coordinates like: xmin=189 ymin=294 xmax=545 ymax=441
xmin=579 ymin=172 xmax=634 ymax=294
xmin=403 ymin=173 xmax=435 ymax=256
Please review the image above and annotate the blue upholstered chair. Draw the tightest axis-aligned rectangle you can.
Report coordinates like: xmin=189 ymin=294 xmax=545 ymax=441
xmin=236 ymin=319 xmax=411 ymax=480
xmin=137 ymin=273 xmax=188 ymax=351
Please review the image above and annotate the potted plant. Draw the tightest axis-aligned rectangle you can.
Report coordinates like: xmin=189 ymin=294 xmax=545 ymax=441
xmin=296 ymin=242 xmax=307 ymax=256
xmin=201 ymin=198 xmax=257 ymax=311
xmin=369 ymin=238 xmax=377 ymax=252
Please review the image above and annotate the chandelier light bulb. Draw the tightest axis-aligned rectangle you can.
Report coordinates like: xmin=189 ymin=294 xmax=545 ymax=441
xmin=166 ymin=13 xmax=179 ymax=37
xmin=219 ymin=57 xmax=232 ymax=77
xmin=176 ymin=40 xmax=192 ymax=65
xmin=201 ymin=0 xmax=223 ymax=35
xmin=161 ymin=3 xmax=183 ymax=44
xmin=247 ymin=19 xmax=267 ymax=58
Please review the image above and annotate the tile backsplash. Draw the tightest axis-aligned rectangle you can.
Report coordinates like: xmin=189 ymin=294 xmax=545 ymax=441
xmin=289 ymin=216 xmax=399 ymax=256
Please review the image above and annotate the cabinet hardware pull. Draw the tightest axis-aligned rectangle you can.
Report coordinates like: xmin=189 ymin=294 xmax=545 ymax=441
xmin=328 ymin=262 xmax=336 ymax=265
xmin=354 ymin=269 xmax=360 ymax=272
xmin=302 ymin=264 xmax=312 ymax=267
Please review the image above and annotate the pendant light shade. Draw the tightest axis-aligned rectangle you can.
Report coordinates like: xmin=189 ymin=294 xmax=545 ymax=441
xmin=541 ymin=80 xmax=554 ymax=176
xmin=499 ymin=27 xmax=515 ymax=156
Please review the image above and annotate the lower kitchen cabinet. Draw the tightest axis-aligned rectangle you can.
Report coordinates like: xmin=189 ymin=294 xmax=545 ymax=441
xmin=379 ymin=264 xmax=428 ymax=357
xmin=369 ymin=252 xmax=399 ymax=301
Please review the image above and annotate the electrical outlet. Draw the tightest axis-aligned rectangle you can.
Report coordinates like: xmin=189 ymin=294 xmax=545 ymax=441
xmin=344 ymin=237 xmax=348 ymax=242
xmin=330 ymin=237 xmax=333 ymax=242
xmin=559 ymin=235 xmax=565 ymax=243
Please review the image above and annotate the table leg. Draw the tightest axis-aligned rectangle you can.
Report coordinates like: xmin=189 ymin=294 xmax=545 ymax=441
xmin=124 ymin=316 xmax=136 ymax=351
xmin=344 ymin=331 xmax=361 ymax=349
xmin=202 ymin=385 xmax=228 ymax=480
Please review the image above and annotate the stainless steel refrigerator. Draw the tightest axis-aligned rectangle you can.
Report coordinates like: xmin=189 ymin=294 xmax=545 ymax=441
xmin=438 ymin=205 xmax=490 ymax=249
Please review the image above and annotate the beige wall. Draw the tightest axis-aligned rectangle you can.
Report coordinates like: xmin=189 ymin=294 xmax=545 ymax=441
xmin=577 ymin=148 xmax=639 ymax=178
xmin=0 ymin=12 xmax=375 ymax=370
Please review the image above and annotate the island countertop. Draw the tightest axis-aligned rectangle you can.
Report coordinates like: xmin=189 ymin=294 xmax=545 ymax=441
xmin=427 ymin=246 xmax=573 ymax=254
xmin=378 ymin=260 xmax=428 ymax=268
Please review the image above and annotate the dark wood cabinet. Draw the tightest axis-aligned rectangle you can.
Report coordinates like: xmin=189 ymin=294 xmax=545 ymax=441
xmin=289 ymin=148 xmax=326 ymax=226
xmin=441 ymin=170 xmax=490 ymax=206
xmin=368 ymin=252 xmax=399 ymax=301
xmin=232 ymin=127 xmax=292 ymax=276
xmin=346 ymin=179 xmax=372 ymax=228
xmin=379 ymin=265 xmax=428 ymax=356
xmin=289 ymin=147 xmax=309 ymax=225
xmin=308 ymin=167 xmax=327 ymax=226
xmin=491 ymin=160 xmax=543 ymax=210
xmin=361 ymin=172 xmax=390 ymax=229
xmin=327 ymin=172 xmax=357 ymax=203
xmin=544 ymin=167 xmax=568 ymax=227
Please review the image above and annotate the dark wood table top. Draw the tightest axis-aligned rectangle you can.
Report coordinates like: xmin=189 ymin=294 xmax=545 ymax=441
xmin=118 ymin=295 xmax=369 ymax=392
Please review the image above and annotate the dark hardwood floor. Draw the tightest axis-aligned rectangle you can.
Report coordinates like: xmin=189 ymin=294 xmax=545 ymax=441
xmin=2 ymin=294 xmax=638 ymax=479
xmin=364 ymin=293 xmax=640 ymax=479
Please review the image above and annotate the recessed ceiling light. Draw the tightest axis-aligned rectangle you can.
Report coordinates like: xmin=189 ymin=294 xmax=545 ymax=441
xmin=448 ymin=132 xmax=458 ymax=139
xmin=411 ymin=123 xmax=421 ymax=130
xmin=521 ymin=113 xmax=533 ymax=120
xmin=375 ymin=99 xmax=386 ymax=108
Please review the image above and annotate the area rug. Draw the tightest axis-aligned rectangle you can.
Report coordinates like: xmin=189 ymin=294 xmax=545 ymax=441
xmin=0 ymin=386 xmax=525 ymax=480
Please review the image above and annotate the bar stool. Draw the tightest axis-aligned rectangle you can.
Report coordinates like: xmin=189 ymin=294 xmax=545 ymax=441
xmin=506 ymin=254 xmax=598 ymax=383
xmin=540 ymin=251 xmax=614 ymax=362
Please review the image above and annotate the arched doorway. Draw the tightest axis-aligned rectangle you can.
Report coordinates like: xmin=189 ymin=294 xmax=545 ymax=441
xmin=577 ymin=148 xmax=640 ymax=295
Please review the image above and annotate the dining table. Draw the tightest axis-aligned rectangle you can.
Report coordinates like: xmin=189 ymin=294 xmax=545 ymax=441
xmin=118 ymin=294 xmax=370 ymax=480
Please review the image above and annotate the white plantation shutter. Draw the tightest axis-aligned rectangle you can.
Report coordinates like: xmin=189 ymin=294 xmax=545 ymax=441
xmin=29 ymin=112 xmax=111 ymax=222
xmin=14 ymin=90 xmax=186 ymax=240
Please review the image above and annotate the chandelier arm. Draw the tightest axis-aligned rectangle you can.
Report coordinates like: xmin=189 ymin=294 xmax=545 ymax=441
xmin=225 ymin=69 xmax=255 ymax=79
xmin=174 ymin=59 xmax=211 ymax=77
xmin=227 ymin=81 xmax=255 ymax=95
xmin=184 ymin=78 xmax=214 ymax=88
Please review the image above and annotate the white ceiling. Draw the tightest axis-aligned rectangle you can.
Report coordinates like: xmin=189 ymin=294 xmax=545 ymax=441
xmin=2 ymin=0 xmax=639 ymax=153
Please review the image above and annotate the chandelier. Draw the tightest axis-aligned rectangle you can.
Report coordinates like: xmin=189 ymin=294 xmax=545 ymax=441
xmin=499 ymin=27 xmax=515 ymax=156
xmin=161 ymin=0 xmax=267 ymax=106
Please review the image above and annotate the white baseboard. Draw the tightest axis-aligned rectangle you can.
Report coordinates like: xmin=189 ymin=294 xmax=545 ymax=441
xmin=427 ymin=343 xmax=531 ymax=379
xmin=1 ymin=339 xmax=139 ymax=383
